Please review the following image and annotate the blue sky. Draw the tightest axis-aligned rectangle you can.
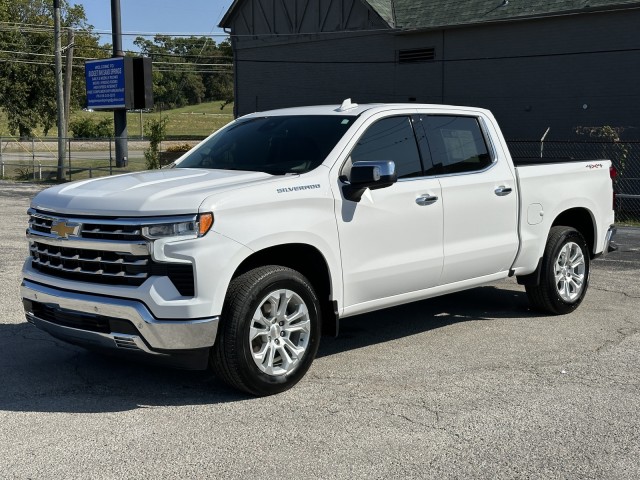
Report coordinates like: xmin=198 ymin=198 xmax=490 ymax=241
xmin=71 ymin=0 xmax=234 ymax=50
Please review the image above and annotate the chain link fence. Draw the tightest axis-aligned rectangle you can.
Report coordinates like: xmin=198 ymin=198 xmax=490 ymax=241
xmin=507 ymin=140 xmax=640 ymax=224
xmin=2 ymin=136 xmax=638 ymax=224
xmin=0 ymin=136 xmax=141 ymax=182
xmin=0 ymin=136 xmax=200 ymax=182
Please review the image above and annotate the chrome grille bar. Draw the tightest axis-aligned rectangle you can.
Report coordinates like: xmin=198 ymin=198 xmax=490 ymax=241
xmin=29 ymin=244 xmax=149 ymax=266
xmin=27 ymin=233 xmax=149 ymax=256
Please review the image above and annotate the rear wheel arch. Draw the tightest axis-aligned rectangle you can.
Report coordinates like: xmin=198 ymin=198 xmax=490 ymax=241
xmin=550 ymin=208 xmax=596 ymax=257
xmin=525 ymin=226 xmax=590 ymax=315
xmin=517 ymin=207 xmax=596 ymax=287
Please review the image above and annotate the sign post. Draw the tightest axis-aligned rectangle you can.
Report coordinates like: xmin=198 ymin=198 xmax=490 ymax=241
xmin=111 ymin=0 xmax=127 ymax=168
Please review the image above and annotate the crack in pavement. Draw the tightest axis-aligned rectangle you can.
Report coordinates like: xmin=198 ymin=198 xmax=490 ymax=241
xmin=591 ymin=286 xmax=640 ymax=299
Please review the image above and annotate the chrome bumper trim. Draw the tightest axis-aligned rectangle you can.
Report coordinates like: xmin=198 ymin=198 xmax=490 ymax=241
xmin=25 ymin=313 xmax=164 ymax=355
xmin=21 ymin=280 xmax=219 ymax=351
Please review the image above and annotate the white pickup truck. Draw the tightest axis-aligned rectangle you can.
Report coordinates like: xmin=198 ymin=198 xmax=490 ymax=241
xmin=22 ymin=101 xmax=616 ymax=395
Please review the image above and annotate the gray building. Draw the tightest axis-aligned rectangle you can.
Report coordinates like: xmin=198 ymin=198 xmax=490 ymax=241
xmin=220 ymin=0 xmax=640 ymax=140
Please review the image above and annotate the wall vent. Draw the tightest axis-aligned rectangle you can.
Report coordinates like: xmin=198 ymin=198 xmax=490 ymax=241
xmin=398 ymin=48 xmax=436 ymax=63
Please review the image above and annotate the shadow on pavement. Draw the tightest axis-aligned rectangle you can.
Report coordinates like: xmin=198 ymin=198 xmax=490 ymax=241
xmin=0 ymin=285 xmax=535 ymax=413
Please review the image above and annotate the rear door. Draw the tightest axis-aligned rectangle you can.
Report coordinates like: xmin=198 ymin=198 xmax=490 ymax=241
xmin=421 ymin=115 xmax=519 ymax=285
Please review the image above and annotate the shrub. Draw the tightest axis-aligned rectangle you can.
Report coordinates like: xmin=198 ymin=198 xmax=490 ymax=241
xmin=69 ymin=117 xmax=113 ymax=138
xmin=165 ymin=143 xmax=192 ymax=153
xmin=144 ymin=117 xmax=169 ymax=170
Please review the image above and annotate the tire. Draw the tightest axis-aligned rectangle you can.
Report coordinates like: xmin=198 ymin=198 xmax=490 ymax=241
xmin=526 ymin=226 xmax=590 ymax=315
xmin=211 ymin=266 xmax=321 ymax=396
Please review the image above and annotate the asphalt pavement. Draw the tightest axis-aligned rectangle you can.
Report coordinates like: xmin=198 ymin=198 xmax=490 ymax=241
xmin=1 ymin=181 xmax=639 ymax=479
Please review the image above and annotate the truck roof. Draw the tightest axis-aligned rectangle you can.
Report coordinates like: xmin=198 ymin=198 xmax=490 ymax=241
xmin=241 ymin=100 xmax=491 ymax=119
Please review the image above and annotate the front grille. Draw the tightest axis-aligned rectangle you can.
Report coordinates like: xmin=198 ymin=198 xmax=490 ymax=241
xmin=30 ymin=242 xmax=148 ymax=281
xmin=81 ymin=223 xmax=143 ymax=241
xmin=28 ymin=210 xmax=195 ymax=296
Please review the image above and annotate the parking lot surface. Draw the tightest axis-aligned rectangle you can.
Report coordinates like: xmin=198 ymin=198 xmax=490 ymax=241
xmin=1 ymin=181 xmax=639 ymax=479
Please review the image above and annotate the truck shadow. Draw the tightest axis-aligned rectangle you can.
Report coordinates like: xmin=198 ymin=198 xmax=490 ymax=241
xmin=0 ymin=285 xmax=537 ymax=413
xmin=318 ymin=284 xmax=536 ymax=358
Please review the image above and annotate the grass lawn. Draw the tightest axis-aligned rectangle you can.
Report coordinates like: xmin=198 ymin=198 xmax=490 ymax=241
xmin=0 ymin=101 xmax=234 ymax=140
xmin=0 ymin=101 xmax=235 ymax=181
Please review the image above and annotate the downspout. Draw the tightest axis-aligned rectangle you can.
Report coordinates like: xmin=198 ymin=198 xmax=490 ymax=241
xmin=441 ymin=29 xmax=445 ymax=103
xmin=224 ymin=27 xmax=239 ymax=119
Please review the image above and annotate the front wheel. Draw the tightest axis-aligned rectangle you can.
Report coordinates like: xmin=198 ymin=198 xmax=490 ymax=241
xmin=526 ymin=226 xmax=590 ymax=315
xmin=211 ymin=266 xmax=321 ymax=396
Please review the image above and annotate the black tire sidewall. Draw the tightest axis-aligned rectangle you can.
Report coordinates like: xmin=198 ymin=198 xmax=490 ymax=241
xmin=542 ymin=228 xmax=590 ymax=314
xmin=234 ymin=269 xmax=321 ymax=395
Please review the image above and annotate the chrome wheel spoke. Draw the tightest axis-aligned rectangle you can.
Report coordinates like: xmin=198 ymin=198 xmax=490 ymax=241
xmin=554 ymin=241 xmax=586 ymax=302
xmin=249 ymin=288 xmax=311 ymax=377
xmin=554 ymin=271 xmax=564 ymax=284
xmin=282 ymin=337 xmax=305 ymax=358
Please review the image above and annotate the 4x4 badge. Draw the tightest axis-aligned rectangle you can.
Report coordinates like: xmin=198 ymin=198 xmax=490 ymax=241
xmin=51 ymin=221 xmax=80 ymax=239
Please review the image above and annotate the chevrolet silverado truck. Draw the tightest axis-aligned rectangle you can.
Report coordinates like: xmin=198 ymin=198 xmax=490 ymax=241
xmin=22 ymin=100 xmax=616 ymax=396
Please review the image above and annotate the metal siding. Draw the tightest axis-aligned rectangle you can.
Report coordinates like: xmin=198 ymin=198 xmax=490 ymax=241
xmin=441 ymin=10 xmax=640 ymax=138
xmin=230 ymin=6 xmax=640 ymax=139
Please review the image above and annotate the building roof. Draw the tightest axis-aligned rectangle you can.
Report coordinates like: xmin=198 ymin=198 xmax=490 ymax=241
xmin=220 ymin=0 xmax=640 ymax=31
xmin=373 ymin=0 xmax=640 ymax=30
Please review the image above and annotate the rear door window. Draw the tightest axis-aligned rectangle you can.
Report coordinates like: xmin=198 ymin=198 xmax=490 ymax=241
xmin=423 ymin=116 xmax=492 ymax=174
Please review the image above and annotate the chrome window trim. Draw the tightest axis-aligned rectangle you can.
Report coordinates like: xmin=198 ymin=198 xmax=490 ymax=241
xmin=477 ymin=116 xmax=498 ymax=164
xmin=397 ymin=160 xmax=497 ymax=182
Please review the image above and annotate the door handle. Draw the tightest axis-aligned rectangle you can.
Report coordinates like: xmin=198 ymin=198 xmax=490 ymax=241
xmin=495 ymin=186 xmax=513 ymax=196
xmin=416 ymin=194 xmax=439 ymax=206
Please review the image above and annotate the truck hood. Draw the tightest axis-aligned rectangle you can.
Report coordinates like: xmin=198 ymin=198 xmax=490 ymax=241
xmin=31 ymin=168 xmax=278 ymax=217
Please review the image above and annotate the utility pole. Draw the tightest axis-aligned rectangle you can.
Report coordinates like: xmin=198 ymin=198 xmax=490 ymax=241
xmin=111 ymin=0 xmax=128 ymax=167
xmin=64 ymin=28 xmax=75 ymax=142
xmin=53 ymin=0 xmax=66 ymax=181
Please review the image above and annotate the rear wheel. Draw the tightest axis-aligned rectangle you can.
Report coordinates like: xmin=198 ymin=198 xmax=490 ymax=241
xmin=211 ymin=266 xmax=321 ymax=396
xmin=526 ymin=226 xmax=590 ymax=315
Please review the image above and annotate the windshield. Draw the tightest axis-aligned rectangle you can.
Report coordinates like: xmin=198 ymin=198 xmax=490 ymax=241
xmin=176 ymin=115 xmax=355 ymax=175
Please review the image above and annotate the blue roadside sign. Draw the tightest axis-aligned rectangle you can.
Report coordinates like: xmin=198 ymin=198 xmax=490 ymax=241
xmin=85 ymin=58 xmax=129 ymax=110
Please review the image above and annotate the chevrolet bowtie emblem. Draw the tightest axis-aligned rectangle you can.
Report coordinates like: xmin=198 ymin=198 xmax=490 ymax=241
xmin=50 ymin=221 xmax=80 ymax=239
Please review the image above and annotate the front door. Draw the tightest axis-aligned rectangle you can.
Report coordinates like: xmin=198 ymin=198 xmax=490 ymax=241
xmin=334 ymin=115 xmax=444 ymax=309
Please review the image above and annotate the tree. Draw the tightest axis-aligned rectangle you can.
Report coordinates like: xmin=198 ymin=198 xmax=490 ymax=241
xmin=134 ymin=35 xmax=233 ymax=109
xmin=0 ymin=0 xmax=103 ymax=138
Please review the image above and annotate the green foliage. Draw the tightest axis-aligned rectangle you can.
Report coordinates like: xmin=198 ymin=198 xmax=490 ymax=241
xmin=165 ymin=143 xmax=192 ymax=153
xmin=144 ymin=117 xmax=168 ymax=169
xmin=0 ymin=0 xmax=104 ymax=138
xmin=575 ymin=125 xmax=629 ymax=175
xmin=14 ymin=166 xmax=33 ymax=181
xmin=69 ymin=117 xmax=113 ymax=138
xmin=134 ymin=35 xmax=234 ymax=110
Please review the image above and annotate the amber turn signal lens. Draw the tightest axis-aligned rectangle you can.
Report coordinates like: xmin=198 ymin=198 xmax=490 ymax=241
xmin=198 ymin=213 xmax=214 ymax=236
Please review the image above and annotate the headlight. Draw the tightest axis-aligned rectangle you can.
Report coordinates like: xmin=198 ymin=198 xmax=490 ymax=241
xmin=142 ymin=213 xmax=213 ymax=240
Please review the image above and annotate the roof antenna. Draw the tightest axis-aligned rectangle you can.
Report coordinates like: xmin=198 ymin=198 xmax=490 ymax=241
xmin=336 ymin=98 xmax=359 ymax=112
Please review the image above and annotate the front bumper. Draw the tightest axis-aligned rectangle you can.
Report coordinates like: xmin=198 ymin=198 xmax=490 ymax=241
xmin=21 ymin=280 xmax=219 ymax=369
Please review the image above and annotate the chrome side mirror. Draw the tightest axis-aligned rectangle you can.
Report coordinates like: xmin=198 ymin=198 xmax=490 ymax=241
xmin=342 ymin=160 xmax=397 ymax=202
